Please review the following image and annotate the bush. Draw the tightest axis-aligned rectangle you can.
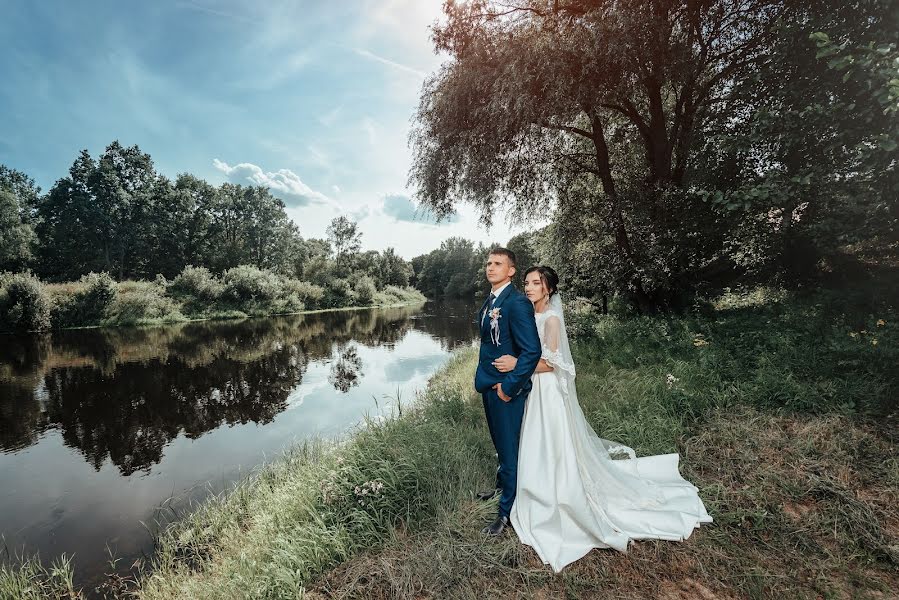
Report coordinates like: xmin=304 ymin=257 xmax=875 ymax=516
xmin=321 ymin=278 xmax=355 ymax=309
xmin=110 ymin=281 xmax=184 ymax=324
xmin=169 ymin=266 xmax=223 ymax=303
xmin=0 ymin=272 xmax=51 ymax=332
xmin=221 ymin=265 xmax=280 ymax=304
xmin=80 ymin=272 xmax=117 ymax=318
xmin=375 ymin=285 xmax=427 ymax=305
xmin=52 ymin=272 xmax=117 ymax=327
xmin=354 ymin=276 xmax=376 ymax=306
xmin=282 ymin=279 xmax=325 ymax=310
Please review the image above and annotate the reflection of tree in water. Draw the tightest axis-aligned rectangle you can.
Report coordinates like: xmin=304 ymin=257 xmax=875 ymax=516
xmin=41 ymin=345 xmax=306 ymax=475
xmin=328 ymin=344 xmax=363 ymax=393
xmin=0 ymin=302 xmax=476 ymax=473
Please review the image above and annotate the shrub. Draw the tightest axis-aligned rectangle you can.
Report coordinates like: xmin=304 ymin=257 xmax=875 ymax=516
xmin=111 ymin=282 xmax=184 ymax=324
xmin=221 ymin=265 xmax=280 ymax=304
xmin=375 ymin=285 xmax=427 ymax=305
xmin=321 ymin=278 xmax=355 ymax=309
xmin=0 ymin=272 xmax=51 ymax=332
xmin=354 ymin=276 xmax=376 ymax=306
xmin=282 ymin=279 xmax=325 ymax=310
xmin=52 ymin=272 xmax=117 ymax=327
xmin=79 ymin=272 xmax=117 ymax=318
xmin=169 ymin=266 xmax=223 ymax=303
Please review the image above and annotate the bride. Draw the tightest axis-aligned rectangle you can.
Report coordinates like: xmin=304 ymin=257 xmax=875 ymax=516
xmin=491 ymin=266 xmax=712 ymax=572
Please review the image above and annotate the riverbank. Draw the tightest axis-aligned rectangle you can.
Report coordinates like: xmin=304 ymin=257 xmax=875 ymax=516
xmin=3 ymin=287 xmax=896 ymax=599
xmin=0 ymin=266 xmax=426 ymax=333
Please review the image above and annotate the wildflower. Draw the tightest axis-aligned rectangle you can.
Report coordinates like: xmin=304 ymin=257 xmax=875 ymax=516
xmin=872 ymin=339 xmax=878 ymax=346
xmin=666 ymin=374 xmax=679 ymax=389
xmin=876 ymin=319 xmax=886 ymax=327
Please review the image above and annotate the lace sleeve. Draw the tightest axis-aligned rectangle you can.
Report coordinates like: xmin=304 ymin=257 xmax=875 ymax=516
xmin=542 ymin=315 xmax=575 ymax=377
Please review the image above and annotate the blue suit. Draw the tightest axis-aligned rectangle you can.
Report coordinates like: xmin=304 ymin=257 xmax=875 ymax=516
xmin=474 ymin=283 xmax=541 ymax=518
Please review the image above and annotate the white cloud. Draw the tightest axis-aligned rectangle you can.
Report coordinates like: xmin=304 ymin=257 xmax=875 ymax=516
xmin=382 ymin=194 xmax=459 ymax=225
xmin=213 ymin=158 xmax=333 ymax=207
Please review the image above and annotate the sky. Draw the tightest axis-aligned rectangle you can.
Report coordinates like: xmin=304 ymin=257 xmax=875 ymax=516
xmin=0 ymin=0 xmax=535 ymax=259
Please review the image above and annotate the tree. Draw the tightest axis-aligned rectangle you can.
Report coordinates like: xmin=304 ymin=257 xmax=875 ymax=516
xmin=36 ymin=142 xmax=158 ymax=280
xmin=149 ymin=174 xmax=218 ymax=278
xmin=505 ymin=232 xmax=539 ymax=287
xmin=326 ymin=216 xmax=362 ymax=267
xmin=378 ymin=247 xmax=412 ymax=287
xmin=0 ymin=166 xmax=39 ymax=271
xmin=411 ymin=0 xmax=785 ymax=311
xmin=412 ymin=237 xmax=486 ymax=299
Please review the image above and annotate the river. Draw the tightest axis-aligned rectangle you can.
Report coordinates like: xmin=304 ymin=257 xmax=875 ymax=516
xmin=0 ymin=301 xmax=477 ymax=592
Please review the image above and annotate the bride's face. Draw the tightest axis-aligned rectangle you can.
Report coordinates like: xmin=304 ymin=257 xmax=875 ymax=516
xmin=524 ymin=272 xmax=549 ymax=304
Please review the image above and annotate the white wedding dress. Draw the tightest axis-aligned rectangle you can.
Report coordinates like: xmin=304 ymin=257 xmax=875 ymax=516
xmin=510 ymin=295 xmax=712 ymax=572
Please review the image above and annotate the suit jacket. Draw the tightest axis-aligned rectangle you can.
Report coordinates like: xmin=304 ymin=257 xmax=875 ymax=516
xmin=474 ymin=284 xmax=541 ymax=398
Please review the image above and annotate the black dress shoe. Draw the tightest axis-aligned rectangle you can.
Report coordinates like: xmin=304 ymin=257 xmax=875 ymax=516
xmin=476 ymin=488 xmax=500 ymax=501
xmin=482 ymin=514 xmax=511 ymax=536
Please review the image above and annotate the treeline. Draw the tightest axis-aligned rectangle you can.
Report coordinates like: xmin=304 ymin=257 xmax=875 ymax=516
xmin=0 ymin=142 xmax=425 ymax=332
xmin=0 ymin=143 xmax=413 ymax=287
xmin=410 ymin=0 xmax=899 ymax=311
xmin=409 ymin=234 xmax=538 ymax=300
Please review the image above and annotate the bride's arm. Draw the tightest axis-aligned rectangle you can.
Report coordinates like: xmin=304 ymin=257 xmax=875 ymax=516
xmin=534 ymin=358 xmax=554 ymax=373
xmin=494 ymin=355 xmax=553 ymax=373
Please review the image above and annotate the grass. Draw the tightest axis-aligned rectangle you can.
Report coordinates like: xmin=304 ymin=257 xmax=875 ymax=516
xmin=1 ymin=287 xmax=896 ymax=598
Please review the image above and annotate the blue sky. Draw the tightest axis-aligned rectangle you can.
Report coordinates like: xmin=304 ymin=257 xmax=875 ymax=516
xmin=0 ymin=0 xmax=530 ymax=258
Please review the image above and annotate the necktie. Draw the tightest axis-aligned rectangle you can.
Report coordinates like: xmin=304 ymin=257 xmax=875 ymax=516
xmin=482 ymin=293 xmax=496 ymax=326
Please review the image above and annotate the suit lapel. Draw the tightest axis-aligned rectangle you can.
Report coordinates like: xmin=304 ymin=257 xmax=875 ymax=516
xmin=478 ymin=294 xmax=492 ymax=332
xmin=492 ymin=284 xmax=513 ymax=312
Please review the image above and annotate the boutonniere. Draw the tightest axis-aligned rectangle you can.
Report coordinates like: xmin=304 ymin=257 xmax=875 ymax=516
xmin=489 ymin=308 xmax=502 ymax=345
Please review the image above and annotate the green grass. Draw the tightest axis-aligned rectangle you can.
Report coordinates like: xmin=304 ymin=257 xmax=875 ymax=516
xmin=1 ymin=287 xmax=895 ymax=598
xmin=0 ymin=555 xmax=77 ymax=600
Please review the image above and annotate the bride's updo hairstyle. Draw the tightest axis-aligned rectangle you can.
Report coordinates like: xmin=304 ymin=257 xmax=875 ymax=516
xmin=524 ymin=265 xmax=559 ymax=298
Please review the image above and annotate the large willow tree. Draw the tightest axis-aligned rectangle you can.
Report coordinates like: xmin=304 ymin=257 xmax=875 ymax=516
xmin=410 ymin=0 xmax=896 ymax=310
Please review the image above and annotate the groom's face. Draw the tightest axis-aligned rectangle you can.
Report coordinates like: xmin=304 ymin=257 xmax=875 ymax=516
xmin=485 ymin=253 xmax=515 ymax=287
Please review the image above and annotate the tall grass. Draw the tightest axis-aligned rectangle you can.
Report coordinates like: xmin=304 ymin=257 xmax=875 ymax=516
xmin=0 ymin=555 xmax=77 ymax=600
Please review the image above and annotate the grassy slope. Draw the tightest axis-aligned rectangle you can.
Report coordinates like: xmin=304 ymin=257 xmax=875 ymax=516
xmin=304 ymin=290 xmax=897 ymax=600
xmin=2 ymin=289 xmax=896 ymax=599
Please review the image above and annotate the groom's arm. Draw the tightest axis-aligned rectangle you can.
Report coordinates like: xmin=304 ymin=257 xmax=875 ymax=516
xmin=499 ymin=294 xmax=541 ymax=398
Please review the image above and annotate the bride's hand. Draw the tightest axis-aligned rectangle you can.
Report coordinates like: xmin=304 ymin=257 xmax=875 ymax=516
xmin=492 ymin=355 xmax=518 ymax=373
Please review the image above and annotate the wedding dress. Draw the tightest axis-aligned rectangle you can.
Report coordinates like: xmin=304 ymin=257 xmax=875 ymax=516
xmin=509 ymin=295 xmax=712 ymax=571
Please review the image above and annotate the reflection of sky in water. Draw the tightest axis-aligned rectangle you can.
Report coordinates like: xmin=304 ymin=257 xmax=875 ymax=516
xmin=0 ymin=305 xmax=475 ymax=590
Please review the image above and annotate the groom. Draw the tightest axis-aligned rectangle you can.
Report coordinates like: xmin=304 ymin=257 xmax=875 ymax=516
xmin=475 ymin=247 xmax=541 ymax=536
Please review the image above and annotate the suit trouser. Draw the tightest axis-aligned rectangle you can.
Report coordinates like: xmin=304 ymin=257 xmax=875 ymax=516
xmin=482 ymin=387 xmax=526 ymax=518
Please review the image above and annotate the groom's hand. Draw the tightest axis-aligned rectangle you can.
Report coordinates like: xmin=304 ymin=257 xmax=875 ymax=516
xmin=492 ymin=354 xmax=518 ymax=373
xmin=493 ymin=383 xmax=511 ymax=402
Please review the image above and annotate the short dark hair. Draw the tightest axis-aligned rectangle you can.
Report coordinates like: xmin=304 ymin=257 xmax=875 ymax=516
xmin=488 ymin=247 xmax=517 ymax=267
xmin=524 ymin=265 xmax=559 ymax=297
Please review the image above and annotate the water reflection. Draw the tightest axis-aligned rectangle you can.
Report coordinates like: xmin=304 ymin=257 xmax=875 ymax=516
xmin=0 ymin=304 xmax=472 ymax=473
xmin=329 ymin=344 xmax=363 ymax=394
